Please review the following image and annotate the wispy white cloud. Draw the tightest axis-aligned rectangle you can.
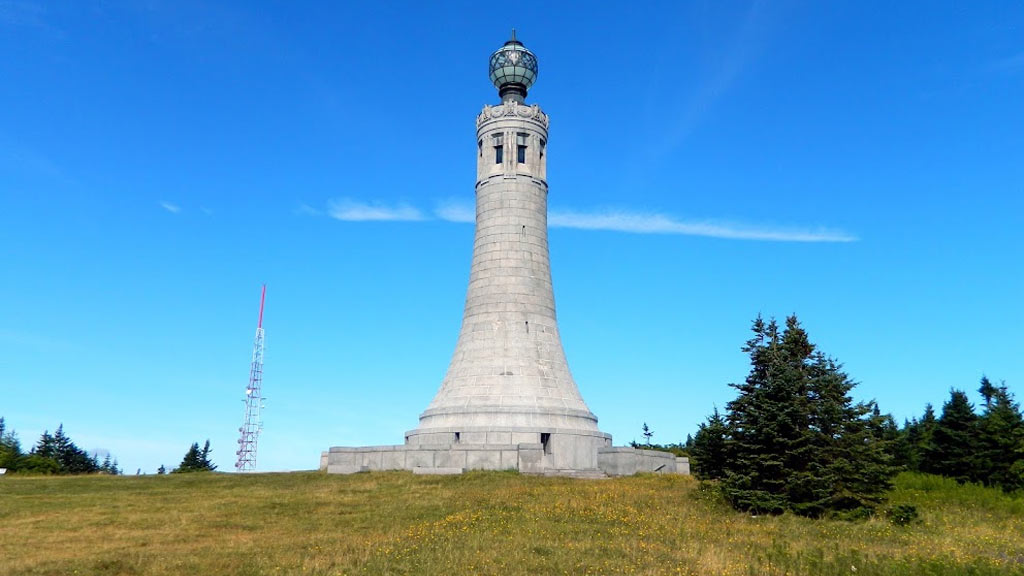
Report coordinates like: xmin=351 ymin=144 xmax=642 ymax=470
xmin=159 ymin=201 xmax=180 ymax=214
xmin=309 ymin=198 xmax=855 ymax=242
xmin=653 ymin=0 xmax=771 ymax=152
xmin=200 ymin=206 xmax=213 ymax=216
xmin=294 ymin=203 xmax=321 ymax=216
xmin=434 ymin=200 xmax=475 ymax=223
xmin=327 ymin=198 xmax=424 ymax=222
xmin=548 ymin=209 xmax=856 ymax=242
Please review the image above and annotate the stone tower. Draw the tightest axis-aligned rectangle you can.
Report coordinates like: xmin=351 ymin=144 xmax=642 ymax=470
xmin=325 ymin=35 xmax=687 ymax=476
xmin=404 ymin=33 xmax=611 ymax=470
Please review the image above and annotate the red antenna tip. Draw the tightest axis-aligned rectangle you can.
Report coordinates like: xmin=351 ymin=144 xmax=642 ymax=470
xmin=258 ymin=284 xmax=266 ymax=329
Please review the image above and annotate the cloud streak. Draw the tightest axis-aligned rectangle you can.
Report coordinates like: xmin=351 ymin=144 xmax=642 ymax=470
xmin=434 ymin=200 xmax=475 ymax=223
xmin=547 ymin=209 xmax=855 ymax=242
xmin=159 ymin=201 xmax=180 ymax=213
xmin=316 ymin=198 xmax=856 ymax=242
xmin=327 ymin=198 xmax=424 ymax=222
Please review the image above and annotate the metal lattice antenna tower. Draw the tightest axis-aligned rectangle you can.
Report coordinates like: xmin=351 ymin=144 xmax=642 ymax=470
xmin=235 ymin=284 xmax=266 ymax=472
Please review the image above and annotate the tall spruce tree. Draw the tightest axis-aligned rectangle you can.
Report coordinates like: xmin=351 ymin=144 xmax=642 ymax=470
xmin=924 ymin=390 xmax=978 ymax=483
xmin=975 ymin=380 xmax=1024 ymax=491
xmin=721 ymin=315 xmax=895 ymax=517
xmin=722 ymin=316 xmax=796 ymax=514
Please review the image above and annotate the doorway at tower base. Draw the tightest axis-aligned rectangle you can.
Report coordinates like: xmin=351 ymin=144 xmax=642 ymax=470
xmin=322 ymin=433 xmax=690 ymax=477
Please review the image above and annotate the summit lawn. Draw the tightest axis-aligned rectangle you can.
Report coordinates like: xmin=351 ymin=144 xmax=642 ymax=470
xmin=1 ymin=471 xmax=1021 ymax=575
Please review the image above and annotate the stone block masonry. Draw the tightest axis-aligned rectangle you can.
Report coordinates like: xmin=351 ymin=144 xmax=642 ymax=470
xmin=324 ymin=443 xmax=688 ymax=477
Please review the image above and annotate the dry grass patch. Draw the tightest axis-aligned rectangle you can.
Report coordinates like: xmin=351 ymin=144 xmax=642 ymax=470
xmin=1 ymin=471 xmax=1021 ymax=575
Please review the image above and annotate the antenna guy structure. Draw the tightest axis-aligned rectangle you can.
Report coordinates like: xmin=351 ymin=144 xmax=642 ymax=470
xmin=235 ymin=284 xmax=266 ymax=472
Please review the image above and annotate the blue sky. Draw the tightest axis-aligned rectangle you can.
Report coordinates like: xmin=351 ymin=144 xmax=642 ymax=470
xmin=1 ymin=1 xmax=1021 ymax=473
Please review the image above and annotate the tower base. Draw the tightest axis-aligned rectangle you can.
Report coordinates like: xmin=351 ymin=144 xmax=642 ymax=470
xmin=321 ymin=432 xmax=689 ymax=477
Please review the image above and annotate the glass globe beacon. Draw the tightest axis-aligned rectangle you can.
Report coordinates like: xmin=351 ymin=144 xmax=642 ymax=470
xmin=489 ymin=32 xmax=537 ymax=103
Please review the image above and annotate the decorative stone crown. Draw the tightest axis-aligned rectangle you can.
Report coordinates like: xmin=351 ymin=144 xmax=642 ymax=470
xmin=476 ymin=100 xmax=549 ymax=129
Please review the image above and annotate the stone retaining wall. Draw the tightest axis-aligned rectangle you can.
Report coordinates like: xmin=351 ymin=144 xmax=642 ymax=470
xmin=323 ymin=443 xmax=689 ymax=477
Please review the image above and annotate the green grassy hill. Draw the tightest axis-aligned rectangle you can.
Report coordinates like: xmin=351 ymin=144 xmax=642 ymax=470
xmin=1 ymin=471 xmax=1021 ymax=575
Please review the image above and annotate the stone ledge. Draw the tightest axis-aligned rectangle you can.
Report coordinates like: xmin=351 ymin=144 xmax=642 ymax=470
xmin=327 ymin=464 xmax=369 ymax=475
xmin=413 ymin=467 xmax=465 ymax=475
xmin=597 ymin=446 xmax=686 ymax=477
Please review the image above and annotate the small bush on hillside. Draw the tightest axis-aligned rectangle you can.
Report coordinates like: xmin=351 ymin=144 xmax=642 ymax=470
xmin=886 ymin=504 xmax=919 ymax=526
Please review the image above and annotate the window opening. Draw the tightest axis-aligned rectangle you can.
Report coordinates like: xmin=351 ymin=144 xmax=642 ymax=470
xmin=493 ymin=133 xmax=504 ymax=164
xmin=478 ymin=139 xmax=483 ymax=157
xmin=539 ymin=139 xmax=546 ymax=160
xmin=455 ymin=432 xmax=461 ymax=444
xmin=517 ymin=133 xmax=528 ymax=163
xmin=540 ymin=433 xmax=551 ymax=454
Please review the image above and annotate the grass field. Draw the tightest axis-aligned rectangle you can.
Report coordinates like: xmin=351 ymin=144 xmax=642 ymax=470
xmin=1 ymin=470 xmax=1022 ymax=575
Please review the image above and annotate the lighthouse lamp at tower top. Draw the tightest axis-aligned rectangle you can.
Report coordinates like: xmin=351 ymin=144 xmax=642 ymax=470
xmin=489 ymin=30 xmax=537 ymax=104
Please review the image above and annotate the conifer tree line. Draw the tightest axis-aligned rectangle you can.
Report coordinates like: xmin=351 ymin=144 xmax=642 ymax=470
xmin=689 ymin=315 xmax=1024 ymax=518
xmin=0 ymin=419 xmax=121 ymax=475
xmin=896 ymin=377 xmax=1024 ymax=492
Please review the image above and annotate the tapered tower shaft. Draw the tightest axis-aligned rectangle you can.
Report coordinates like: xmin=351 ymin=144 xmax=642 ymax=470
xmin=407 ymin=35 xmax=608 ymax=468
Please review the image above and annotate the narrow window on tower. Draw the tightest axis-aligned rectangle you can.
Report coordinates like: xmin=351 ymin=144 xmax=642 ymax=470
xmin=478 ymin=139 xmax=483 ymax=157
xmin=517 ymin=133 xmax=528 ymax=163
xmin=539 ymin=139 xmax=546 ymax=161
xmin=493 ymin=133 xmax=504 ymax=164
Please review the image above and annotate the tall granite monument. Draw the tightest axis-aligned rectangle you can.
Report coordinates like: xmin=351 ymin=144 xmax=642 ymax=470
xmin=323 ymin=34 xmax=688 ymax=477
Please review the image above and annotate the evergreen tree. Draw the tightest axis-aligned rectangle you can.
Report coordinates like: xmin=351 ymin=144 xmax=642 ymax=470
xmin=157 ymin=464 xmax=167 ymax=475
xmin=54 ymin=425 xmax=99 ymax=474
xmin=32 ymin=430 xmax=58 ymax=460
xmin=199 ymin=439 xmax=216 ymax=471
xmin=979 ymin=376 xmax=999 ymax=409
xmin=925 ymin=390 xmax=978 ymax=483
xmin=691 ymin=407 xmax=728 ymax=480
xmin=174 ymin=440 xmax=216 ymax=473
xmin=720 ymin=315 xmax=895 ymax=517
xmin=31 ymin=425 xmax=98 ymax=474
xmin=99 ymin=454 xmax=120 ymax=475
xmin=641 ymin=423 xmax=653 ymax=447
xmin=975 ymin=380 xmax=1024 ymax=491
xmin=0 ymin=417 xmax=23 ymax=471
xmin=174 ymin=442 xmax=201 ymax=472
xmin=723 ymin=316 xmax=811 ymax=514
xmin=19 ymin=454 xmax=60 ymax=474
xmin=881 ymin=413 xmax=911 ymax=470
xmin=904 ymin=404 xmax=938 ymax=472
